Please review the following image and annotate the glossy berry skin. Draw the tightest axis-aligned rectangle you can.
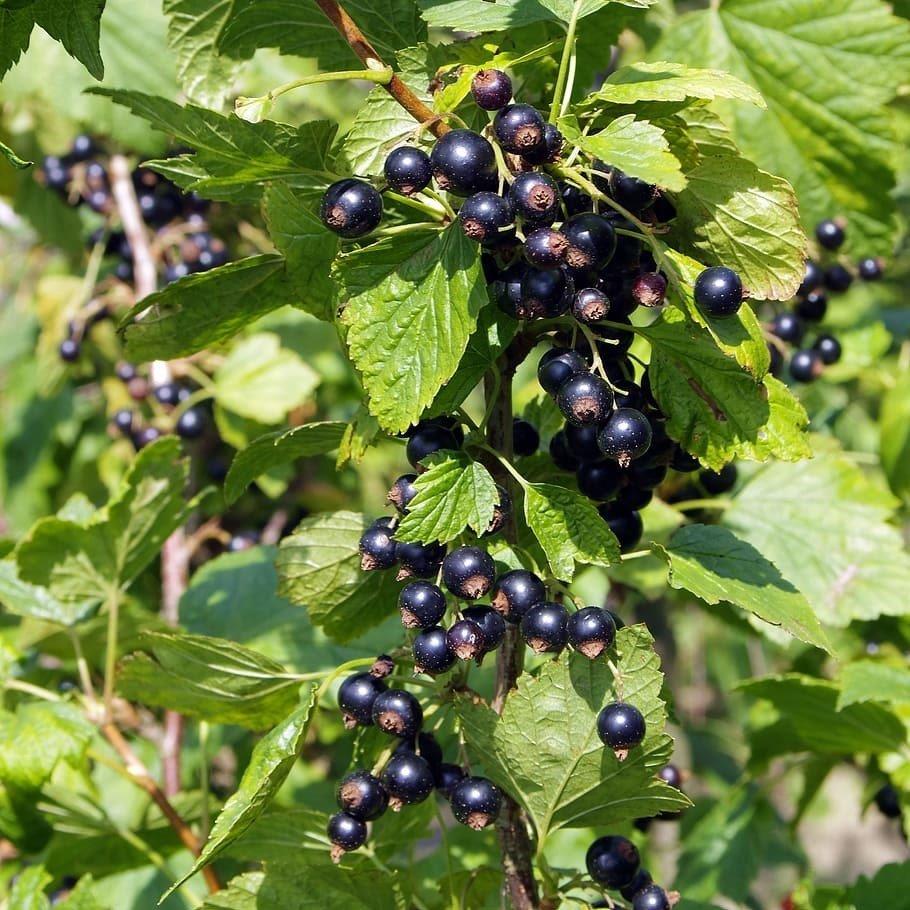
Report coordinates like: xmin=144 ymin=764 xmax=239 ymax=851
xmin=633 ymin=885 xmax=671 ymax=910
xmin=447 ymin=618 xmax=486 ymax=661
xmin=430 ymin=129 xmax=497 ymax=197
xmin=790 ymin=349 xmax=823 ymax=383
xmin=406 ymin=424 xmax=459 ymax=468
xmin=521 ymin=602 xmax=569 ymax=654
xmin=471 ymin=68 xmax=513 ymax=110
xmin=549 ymin=431 xmax=580 ymax=472
xmin=524 ymin=227 xmax=568 ymax=267
xmin=359 ymin=524 xmax=397 ymax=571
xmin=561 ymin=181 xmax=593 ymax=216
xmin=586 ymin=835 xmax=641 ymax=888
xmin=337 ymin=771 xmax=388 ymax=821
xmin=563 ymin=214 xmax=617 ymax=272
xmin=491 ymin=569 xmax=546 ymax=623
xmin=395 ymin=540 xmax=446 ymax=579
xmin=607 ymin=167 xmax=656 ymax=214
xmin=381 ymin=751 xmax=435 ymax=809
xmin=567 ymin=607 xmax=616 ymax=659
xmin=320 ymin=178 xmax=383 ymax=238
xmin=875 ymin=783 xmax=901 ymax=819
xmin=825 ymin=264 xmax=853 ymax=293
xmin=493 ymin=262 xmax=526 ymax=318
xmin=59 ymin=338 xmax=80 ymax=362
xmin=617 ymin=485 xmax=653 ymax=513
xmin=435 ymin=762 xmax=466 ymax=798
xmin=458 ymin=191 xmax=513 ymax=242
xmin=858 ymin=257 xmax=883 ymax=281
xmin=371 ymin=689 xmax=423 ymax=738
xmin=598 ymin=408 xmax=652 ymax=467
xmin=632 ymin=272 xmax=667 ymax=308
xmin=799 ymin=260 xmax=824 ymax=296
xmin=572 ymin=287 xmax=610 ymax=324
xmin=112 ymin=409 xmax=134 ymax=434
xmin=658 ymin=764 xmax=683 ymax=790
xmin=771 ymin=312 xmax=805 ymax=345
xmin=577 ymin=461 xmax=623 ymax=502
xmin=493 ymin=103 xmax=546 ymax=154
xmin=620 ymin=868 xmax=654 ymax=902
xmin=388 ymin=474 xmax=419 ymax=513
xmin=413 ymin=626 xmax=457 ymax=675
xmin=512 ymin=418 xmax=540 ymax=456
xmin=398 ymin=580 xmax=447 ymax=629
xmin=442 ymin=546 xmax=496 ymax=599
xmin=384 ymin=146 xmax=432 ymax=196
xmin=566 ymin=423 xmax=603 ymax=462
xmin=133 ymin=426 xmax=163 ymax=449
xmin=538 ymin=347 xmax=588 ymax=396
xmin=694 ymin=266 xmax=743 ymax=317
xmin=451 ymin=776 xmax=503 ymax=830
xmin=338 ymin=672 xmax=387 ymax=728
xmin=154 ymin=382 xmax=183 ymax=407
xmin=327 ymin=811 xmax=367 ymax=854
xmin=522 ymin=123 xmax=564 ymax=165
xmin=671 ymin=447 xmax=701 ymax=473
xmin=599 ymin=504 xmax=644 ymax=552
xmin=814 ymin=333 xmax=842 ymax=365
xmin=597 ymin=702 xmax=647 ymax=753
xmin=796 ymin=289 xmax=827 ymax=322
xmin=557 ymin=373 xmax=614 ymax=427
xmin=461 ymin=606 xmax=506 ymax=654
xmin=176 ymin=406 xmax=206 ymax=440
xmin=519 ymin=267 xmax=573 ymax=319
xmin=509 ymin=171 xmax=560 ymax=224
xmin=816 ymin=219 xmax=845 ymax=250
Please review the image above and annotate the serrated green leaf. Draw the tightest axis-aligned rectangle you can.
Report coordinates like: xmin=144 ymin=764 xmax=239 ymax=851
xmin=256 ymin=862 xmax=401 ymax=910
xmin=54 ymin=876 xmax=104 ymax=909
xmin=395 ymin=453 xmax=498 ymax=544
xmin=419 ymin=0 xmax=652 ymax=30
xmin=1 ymin=139 xmax=32 ymax=168
xmin=656 ymin=524 xmax=830 ymax=652
xmin=0 ymin=5 xmax=35 ymax=79
xmin=336 ymin=406 xmax=380 ymax=468
xmin=225 ymin=422 xmax=347 ymax=505
xmin=7 ymin=864 xmax=51 ymax=910
xmin=200 ymin=873 xmax=262 ymax=909
xmin=0 ymin=559 xmax=85 ymax=626
xmin=880 ymin=370 xmax=910 ymax=501
xmin=339 ymin=224 xmax=486 ymax=434
xmin=31 ymin=0 xmax=105 ymax=79
xmin=837 ymin=661 xmax=910 ymax=709
xmin=456 ymin=625 xmax=689 ymax=840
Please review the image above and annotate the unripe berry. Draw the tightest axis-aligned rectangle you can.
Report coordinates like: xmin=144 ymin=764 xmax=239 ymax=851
xmin=632 ymin=272 xmax=667 ymax=308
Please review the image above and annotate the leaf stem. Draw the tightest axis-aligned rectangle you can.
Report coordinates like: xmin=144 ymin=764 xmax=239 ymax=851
xmin=103 ymin=589 xmax=120 ymax=719
xmin=3 ymin=679 xmax=62 ymax=702
xmin=550 ymin=0 xmax=584 ymax=123
xmin=385 ymin=190 xmax=447 ymax=221
xmin=235 ymin=67 xmax=394 ymax=112
xmin=70 ymin=630 xmax=97 ymax=700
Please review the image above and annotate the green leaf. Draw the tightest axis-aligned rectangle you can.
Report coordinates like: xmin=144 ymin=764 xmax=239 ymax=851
xmin=277 ymin=511 xmax=402 ymax=642
xmin=8 ymin=864 xmax=52 ymax=910
xmin=166 ymin=690 xmax=317 ymax=898
xmin=395 ymin=453 xmax=498 ymax=544
xmin=419 ymin=0 xmax=653 ymax=30
xmin=120 ymin=255 xmax=289 ymax=362
xmin=117 ymin=631 xmax=302 ymax=728
xmin=654 ymin=0 xmax=910 ymax=254
xmin=837 ymin=661 xmax=910 ymax=709
xmin=880 ymin=370 xmax=910 ymax=501
xmin=657 ymin=524 xmax=830 ymax=652
xmin=54 ymin=876 xmax=104 ymax=909
xmin=225 ymin=422 xmax=347 ymax=505
xmin=0 ymin=5 xmax=35 ymax=79
xmin=213 ymin=333 xmax=320 ymax=424
xmin=0 ymin=559 xmax=86 ymax=626
xmin=200 ymin=873 xmax=262 ymax=909
xmin=30 ymin=0 xmax=104 ymax=79
xmin=339 ymin=225 xmax=486 ymax=434
xmin=256 ymin=862 xmax=401 ymax=910
xmin=1 ymin=139 xmax=32 ymax=169
xmin=456 ymin=625 xmax=690 ymax=841
xmin=724 ymin=452 xmax=910 ymax=626
xmin=560 ymin=113 xmax=686 ymax=192
xmin=524 ymin=482 xmax=620 ymax=581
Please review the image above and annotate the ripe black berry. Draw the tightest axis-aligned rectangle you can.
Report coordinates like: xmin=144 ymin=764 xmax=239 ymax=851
xmin=338 ymin=672 xmax=387 ymax=728
xmin=563 ymin=213 xmax=617 ymax=272
xmin=561 ymin=181 xmax=593 ymax=215
xmin=572 ymin=287 xmax=610 ymax=324
xmin=632 ymin=272 xmax=667 ymax=309
xmin=522 ymin=123 xmax=564 ymax=165
xmin=630 ymin=460 xmax=668 ymax=490
xmin=519 ymin=266 xmax=573 ymax=319
xmin=337 ymin=770 xmax=388 ymax=821
xmin=537 ymin=347 xmax=588 ymax=396
xmin=70 ymin=133 xmax=96 ymax=161
xmin=586 ymin=835 xmax=641 ymax=888
xmin=509 ymin=171 xmax=560 ymax=224
xmin=430 ymin=129 xmax=497 ymax=197
xmin=620 ymin=868 xmax=654 ymax=902
xmin=795 ymin=289 xmax=827 ymax=322
xmin=789 ymin=348 xmax=823 ymax=383
xmin=771 ymin=311 xmax=805 ymax=345
xmin=577 ymin=461 xmax=623 ymax=502
xmin=567 ymin=606 xmax=616 ymax=659
xmin=435 ymin=762 xmax=465 ymax=798
xmin=606 ymin=166 xmax=656 ymax=214
xmin=327 ymin=811 xmax=367 ymax=859
xmin=598 ymin=408 xmax=652 ymax=467
xmin=493 ymin=103 xmax=546 ymax=154
xmin=768 ymin=342 xmax=784 ymax=377
xmin=520 ymin=602 xmax=569 ymax=654
xmin=557 ymin=373 xmax=614 ymax=427
xmin=487 ymin=484 xmax=512 ymax=535
xmin=320 ymin=178 xmax=383 ymax=238
xmin=524 ymin=227 xmax=568 ymax=267
xmin=398 ymin=580 xmax=447 ymax=629
xmin=875 ymin=783 xmax=901 ymax=819
xmin=491 ymin=569 xmax=546 ymax=622
xmin=461 ymin=606 xmax=506 ymax=654
xmin=694 ymin=266 xmax=743 ymax=317
xmin=458 ymin=191 xmax=513 ymax=242
xmin=699 ymin=463 xmax=737 ymax=494
xmin=598 ymin=504 xmax=644 ymax=552
xmin=413 ymin=626 xmax=457 ymax=675
xmin=617 ymin=485 xmax=653 ymax=512
xmin=813 ymin=333 xmax=842 ymax=365
xmin=471 ymin=68 xmax=513 ymax=110
xmin=59 ymin=338 xmax=80 ymax=362
xmin=563 ymin=423 xmax=601 ymax=462
xmin=381 ymin=751 xmax=435 ymax=809
xmin=825 ymin=264 xmax=853 ymax=293
xmin=512 ymin=418 xmax=540 ymax=456
xmin=371 ymin=688 xmax=423 ymax=738
xmin=671 ymin=447 xmax=700 ymax=473
xmin=442 ymin=546 xmax=496 ymax=599
xmin=633 ymin=885 xmax=671 ymax=910
xmin=597 ymin=702 xmax=647 ymax=756
xmin=493 ymin=262 xmax=525 ymax=317
xmin=176 ymin=406 xmax=206 ymax=439
xmin=447 ymin=618 xmax=486 ymax=661
xmin=395 ymin=540 xmax=446 ymax=579
xmin=133 ymin=426 xmax=163 ymax=449
xmin=451 ymin=776 xmax=503 ymax=830
xmin=115 ymin=361 xmax=137 ymax=382
xmin=388 ymin=474 xmax=419 ymax=513
xmin=112 ymin=409 xmax=134 ymax=434
xmin=154 ymin=382 xmax=184 ymax=407
xmin=549 ymin=430 xmax=580 ymax=472
xmin=658 ymin=764 xmax=683 ymax=790
xmin=816 ymin=218 xmax=845 ymax=250
xmin=359 ymin=523 xmax=397 ymax=571
xmin=858 ymin=257 xmax=884 ymax=281
xmin=406 ymin=423 xmax=459 ymax=468
xmin=798 ymin=260 xmax=823 ymax=296
xmin=384 ymin=146 xmax=432 ymax=196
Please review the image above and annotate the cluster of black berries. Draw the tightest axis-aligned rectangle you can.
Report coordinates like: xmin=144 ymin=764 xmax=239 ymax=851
xmin=586 ymin=833 xmax=674 ymax=910
xmin=330 ymin=659 xmax=502 ymax=859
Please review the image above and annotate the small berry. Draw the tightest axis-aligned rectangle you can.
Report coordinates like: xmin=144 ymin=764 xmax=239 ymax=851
xmin=337 ymin=771 xmax=388 ymax=821
xmin=521 ymin=602 xmax=569 ymax=654
xmin=509 ymin=171 xmax=560 ymax=224
xmin=371 ymin=688 xmax=423 ymax=738
xmin=632 ymin=273 xmax=667 ymax=308
xmin=493 ymin=262 xmax=526 ymax=317
xmin=813 ymin=333 xmax=842 ymax=365
xmin=816 ymin=218 xmax=845 ymax=250
xmin=563 ymin=213 xmax=617 ymax=272
xmin=471 ymin=68 xmax=513 ymax=110
xmin=512 ymin=419 xmax=540 ymax=457
xmin=70 ymin=134 xmax=96 ymax=161
xmin=59 ymin=338 xmax=80 ymax=362
xmin=572 ymin=287 xmax=610 ymax=324
xmin=789 ymin=349 xmax=823 ymax=383
xmin=561 ymin=181 xmax=593 ymax=215
xmin=115 ymin=362 xmax=137 ymax=382
xmin=577 ymin=460 xmax=624 ymax=502
xmin=487 ymin=484 xmax=512 ymax=535
xmin=388 ymin=474 xmax=419 ymax=513
xmin=671 ymin=447 xmax=700 ymax=473
xmin=395 ymin=540 xmax=446 ymax=579
xmin=398 ymin=580 xmax=447 ymax=629
xmin=359 ymin=523 xmax=397 ymax=571
xmin=519 ymin=266 xmax=573 ymax=319
xmin=875 ymin=783 xmax=901 ymax=819
xmin=524 ymin=227 xmax=568 ymax=267
xmin=798 ymin=260 xmax=823 ymax=296
xmin=493 ymin=103 xmax=546 ymax=154
xmin=586 ymin=835 xmax=641 ymax=888
xmin=447 ymin=618 xmax=486 ymax=661
xmin=461 ymin=606 xmax=506 ymax=654
xmin=522 ymin=124 xmax=564 ymax=165
xmin=537 ymin=347 xmax=588 ymax=396
xmin=384 ymin=146 xmax=432 ymax=196
xmin=600 ymin=164 xmax=656 ymax=213
xmin=565 ymin=423 xmax=603 ymax=462
xmin=338 ymin=672 xmax=387 ymax=728
xmin=598 ymin=504 xmax=644 ymax=552
xmin=658 ymin=764 xmax=683 ymax=790
xmin=694 ymin=266 xmax=743 ymax=317
xmin=154 ymin=382 xmax=183 ymax=407
xmin=112 ymin=409 xmax=134 ymax=434
xmin=320 ymin=178 xmax=383 ymax=238
xmin=633 ymin=885 xmax=671 ymax=910
xmin=770 ymin=312 xmax=805 ymax=345
xmin=567 ymin=607 xmax=616 ymax=659
xmin=598 ymin=408 xmax=652 ymax=467
xmin=549 ymin=430 xmax=580 ymax=472
xmin=176 ymin=406 xmax=206 ymax=440
xmin=381 ymin=751 xmax=435 ymax=809
xmin=630 ymin=460 xmax=668 ymax=490
xmin=597 ymin=702 xmax=647 ymax=756
xmin=491 ymin=569 xmax=546 ymax=622
xmin=406 ymin=423 xmax=459 ymax=468
xmin=413 ymin=627 xmax=457 ymax=675
xmin=796 ymin=289 xmax=827 ymax=322
xmin=451 ymin=776 xmax=503 ymax=830
xmin=620 ymin=868 xmax=654 ymax=902
xmin=858 ymin=257 xmax=884 ymax=281
xmin=825 ymin=264 xmax=853 ymax=293
xmin=327 ymin=811 xmax=367 ymax=860
xmin=442 ymin=546 xmax=496 ymax=599
xmin=700 ymin=463 xmax=737 ymax=495
xmin=556 ymin=373 xmax=614 ymax=427
xmin=430 ymin=129 xmax=497 ymax=197
xmin=458 ymin=191 xmax=513 ymax=242
xmin=133 ymin=426 xmax=163 ymax=449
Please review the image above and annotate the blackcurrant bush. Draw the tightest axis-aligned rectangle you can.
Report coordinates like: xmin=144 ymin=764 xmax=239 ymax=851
xmin=598 ymin=408 xmax=652 ymax=467
xmin=563 ymin=213 xmax=617 ymax=272
xmin=858 ymin=257 xmax=884 ymax=281
xmin=384 ymin=146 xmax=432 ymax=196
xmin=406 ymin=423 xmax=459 ymax=468
xmin=512 ymin=418 xmax=540 ymax=456
xmin=699 ymin=463 xmax=737 ymax=495
xmin=461 ymin=606 xmax=506 ymax=654
xmin=798 ymin=260 xmax=823 ymax=296
xmin=572 ymin=287 xmax=610 ymax=324
xmin=450 ymin=776 xmax=503 ymax=830
xmin=770 ymin=311 xmax=805 ymax=345
xmin=320 ymin=178 xmax=383 ymax=238
xmin=430 ymin=129 xmax=498 ymax=197
xmin=549 ymin=430 xmax=581 ymax=472
xmin=337 ymin=770 xmax=388 ymax=821
xmin=577 ymin=460 xmax=624 ymax=502
xmin=471 ymin=68 xmax=513 ymax=110
xmin=632 ymin=272 xmax=667 ymax=309
xmin=381 ymin=751 xmax=435 ymax=809
xmin=413 ymin=626 xmax=457 ymax=675
xmin=59 ymin=338 xmax=80 ymax=362
xmin=327 ymin=811 xmax=367 ymax=859
xmin=338 ymin=672 xmax=387 ymax=728
xmin=491 ymin=569 xmax=546 ymax=622
xmin=789 ymin=348 xmax=823 ymax=383
xmin=176 ymin=406 xmax=206 ymax=440
xmin=509 ymin=171 xmax=560 ymax=224
xmin=398 ymin=580 xmax=447 ymax=629
xmin=813 ymin=333 xmax=842 ymax=365
xmin=493 ymin=103 xmax=546 ymax=154
xmin=620 ymin=868 xmax=654 ymax=902
xmin=875 ymin=783 xmax=901 ymax=819
xmin=519 ymin=266 xmax=573 ymax=319
xmin=586 ymin=834 xmax=641 ymax=888
xmin=567 ymin=606 xmax=616 ymax=659
xmin=597 ymin=702 xmax=647 ymax=755
xmin=395 ymin=540 xmax=446 ymax=579
xmin=565 ymin=423 xmax=603 ymax=462
xmin=458 ymin=191 xmax=514 ymax=242
xmin=442 ymin=546 xmax=496 ymax=599
xmin=371 ymin=688 xmax=423 ymax=738
xmin=537 ymin=347 xmax=588 ymax=396
xmin=557 ymin=373 xmax=614 ymax=427
xmin=694 ymin=266 xmax=743 ymax=317
xmin=447 ymin=618 xmax=486 ymax=661
xmin=359 ymin=523 xmax=397 ymax=571
xmin=598 ymin=504 xmax=644 ymax=552
xmin=815 ymin=218 xmax=845 ymax=250
xmin=633 ymin=885 xmax=671 ymax=910
xmin=524 ymin=227 xmax=568 ymax=267
xmin=522 ymin=123 xmax=564 ymax=165
xmin=388 ymin=474 xmax=419 ymax=513
xmin=112 ymin=409 xmax=134 ymax=434
xmin=825 ymin=264 xmax=853 ymax=293
xmin=521 ymin=602 xmax=569 ymax=654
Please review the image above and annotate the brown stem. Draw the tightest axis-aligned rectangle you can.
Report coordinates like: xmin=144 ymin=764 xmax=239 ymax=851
xmin=313 ymin=0 xmax=449 ymax=137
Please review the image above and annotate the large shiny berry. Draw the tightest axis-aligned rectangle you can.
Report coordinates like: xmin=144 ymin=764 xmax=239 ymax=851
xmin=461 ymin=605 xmax=506 ymax=654
xmin=395 ymin=540 xmax=446 ymax=579
xmin=694 ymin=266 xmax=743 ymax=317
xmin=519 ymin=267 xmax=573 ymax=319
xmin=524 ymin=227 xmax=568 ymax=267
xmin=430 ymin=129 xmax=498 ymax=197
xmin=493 ymin=103 xmax=546 ymax=154
xmin=572 ymin=287 xmax=610 ymax=324
xmin=442 ymin=546 xmax=496 ymax=599
xmin=633 ymin=885 xmax=671 ymax=910
xmin=320 ymin=178 xmax=383 ymax=238
xmin=381 ymin=751 xmax=435 ymax=809
xmin=586 ymin=835 xmax=641 ymax=888
xmin=372 ymin=688 xmax=423 ymax=738
xmin=567 ymin=607 xmax=616 ymax=659
xmin=337 ymin=770 xmax=388 ymax=821
xmin=520 ymin=602 xmax=569 ymax=654
xmin=538 ymin=347 xmax=587 ymax=396
xmin=491 ymin=569 xmax=546 ymax=622
xmin=789 ymin=348 xmax=823 ymax=383
xmin=327 ymin=811 xmax=367 ymax=858
xmin=413 ymin=626 xmax=457 ymax=675
xmin=471 ymin=68 xmax=513 ymax=110
xmin=795 ymin=289 xmax=827 ymax=322
xmin=597 ymin=702 xmax=647 ymax=754
xmin=825 ymin=263 xmax=853 ymax=292
xmin=406 ymin=423 xmax=459 ymax=468
xmin=459 ymin=191 xmax=513 ymax=242
xmin=447 ymin=618 xmax=486 ymax=661
xmin=509 ymin=171 xmax=560 ymax=224
xmin=338 ymin=672 xmax=387 ymax=728
xmin=398 ymin=580 xmax=447 ymax=629
xmin=176 ymin=406 xmax=206 ymax=440
xmin=577 ymin=460 xmax=623 ymax=502
xmin=359 ymin=523 xmax=397 ymax=571
xmin=451 ymin=776 xmax=503 ymax=830
xmin=557 ymin=373 xmax=613 ymax=427
xmin=770 ymin=311 xmax=805 ymax=345
xmin=563 ymin=213 xmax=617 ymax=272
xmin=816 ymin=218 xmax=845 ymax=250
xmin=384 ymin=146 xmax=432 ymax=195
xmin=598 ymin=408 xmax=652 ymax=467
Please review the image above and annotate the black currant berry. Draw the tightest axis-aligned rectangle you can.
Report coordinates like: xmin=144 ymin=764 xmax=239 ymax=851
xmin=413 ymin=626 xmax=457 ymax=675
xmin=359 ymin=523 xmax=397 ymax=571
xmin=115 ymin=361 xmax=137 ymax=383
xmin=694 ymin=266 xmax=743 ymax=317
xmin=798 ymin=260 xmax=823 ymax=296
xmin=154 ymin=382 xmax=184 ymax=407
xmin=338 ymin=672 xmax=387 ymax=728
xmin=563 ymin=213 xmax=617 ymax=272
xmin=509 ymin=171 xmax=560 ymax=224
xmin=406 ymin=423 xmax=459 ymax=468
xmin=630 ymin=460 xmax=668 ymax=490
xmin=458 ymin=191 xmax=513 ymax=242
xmin=561 ymin=181 xmax=593 ymax=216
xmin=524 ymin=227 xmax=568 ymax=267
xmin=487 ymin=484 xmax=512 ymax=535
xmin=825 ymin=264 xmax=853 ymax=293
xmin=371 ymin=689 xmax=423 ymax=738
xmin=451 ymin=776 xmax=503 ymax=830
xmin=512 ymin=419 xmax=540 ymax=457
xmin=795 ymin=289 xmax=827 ymax=322
xmin=112 ymin=409 xmax=134 ymax=434
xmin=813 ymin=333 xmax=842 ymax=365
xmin=522 ymin=124 xmax=564 ymax=165
xmin=768 ymin=342 xmax=785 ymax=377
xmin=586 ymin=835 xmax=641 ymax=888
xmin=388 ymin=474 xmax=419 ymax=514
xmin=493 ymin=103 xmax=546 ymax=154
xmin=577 ymin=461 xmax=624 ymax=502
xmin=598 ymin=164 xmax=656 ymax=213
xmin=875 ymin=783 xmax=901 ymax=819
xmin=491 ymin=569 xmax=546 ymax=622
xmin=519 ymin=266 xmax=573 ymax=319
xmin=384 ymin=146 xmax=432 ymax=196
xmin=572 ymin=287 xmax=610 ymax=324
xmin=770 ymin=311 xmax=805 ymax=345
xmin=565 ymin=423 xmax=603 ymax=462
xmin=381 ymin=751 xmax=435 ymax=809
xmin=494 ymin=262 xmax=526 ymax=317
xmin=442 ymin=546 xmax=496 ymax=599
xmin=598 ymin=408 xmax=652 ymax=467
xmin=556 ymin=373 xmax=614 ymax=427
xmin=598 ymin=504 xmax=644 ymax=552
xmin=632 ymin=272 xmax=667 ymax=309
xmin=699 ymin=463 xmax=737 ymax=495
xmin=70 ymin=133 xmax=96 ymax=161
xmin=433 ymin=763 xmax=464 ymax=799
xmin=538 ymin=347 xmax=588 ymax=396
xmin=430 ymin=129 xmax=497 ymax=197
xmin=633 ymin=885 xmax=671 ymax=910
xmin=620 ymin=868 xmax=654 ymax=902
xmin=671 ymin=447 xmax=700 ymax=473
xmin=461 ymin=606 xmax=506 ymax=654
xmin=471 ymin=68 xmax=513 ymax=110
xmin=395 ymin=540 xmax=446 ymax=579
xmin=398 ymin=580 xmax=447 ymax=629
xmin=447 ymin=618 xmax=486 ymax=661
xmin=789 ymin=349 xmax=823 ymax=383
xmin=550 ymin=430 xmax=580 ymax=472
xmin=337 ymin=770 xmax=389 ymax=821
xmin=598 ymin=702 xmax=647 ymax=756
xmin=133 ymin=426 xmax=162 ymax=449
xmin=320 ymin=178 xmax=383 ymax=238
xmin=59 ymin=338 xmax=80 ymax=362
xmin=816 ymin=218 xmax=845 ymax=250
xmin=617 ymin=485 xmax=653 ymax=512
xmin=567 ymin=606 xmax=616 ymax=659
xmin=658 ymin=764 xmax=683 ymax=790
xmin=858 ymin=257 xmax=884 ymax=281
xmin=327 ymin=811 xmax=367 ymax=859
xmin=176 ymin=406 xmax=206 ymax=440
xmin=520 ymin=602 xmax=569 ymax=654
